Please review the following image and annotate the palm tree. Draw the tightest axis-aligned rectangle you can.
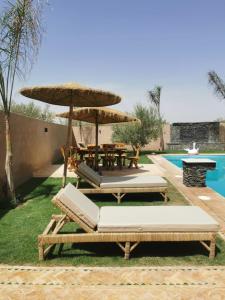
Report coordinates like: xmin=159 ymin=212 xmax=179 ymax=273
xmin=0 ymin=0 xmax=44 ymax=205
xmin=208 ymin=71 xmax=225 ymax=99
xmin=148 ymin=86 xmax=164 ymax=151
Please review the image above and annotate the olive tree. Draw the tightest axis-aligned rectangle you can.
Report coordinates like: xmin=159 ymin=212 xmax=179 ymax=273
xmin=2 ymin=101 xmax=55 ymax=122
xmin=112 ymin=104 xmax=162 ymax=153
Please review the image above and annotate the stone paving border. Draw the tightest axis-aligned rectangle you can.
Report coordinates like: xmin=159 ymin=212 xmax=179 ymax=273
xmin=0 ymin=266 xmax=225 ymax=299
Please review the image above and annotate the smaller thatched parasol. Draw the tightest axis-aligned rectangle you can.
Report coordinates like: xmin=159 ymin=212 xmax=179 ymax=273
xmin=56 ymin=107 xmax=140 ymax=170
xmin=20 ymin=82 xmax=121 ymax=185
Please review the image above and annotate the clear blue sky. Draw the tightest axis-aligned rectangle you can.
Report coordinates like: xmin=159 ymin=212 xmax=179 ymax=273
xmin=14 ymin=0 xmax=225 ymax=122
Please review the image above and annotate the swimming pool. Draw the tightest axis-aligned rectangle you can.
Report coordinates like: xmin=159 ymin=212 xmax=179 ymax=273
xmin=164 ymin=155 xmax=225 ymax=197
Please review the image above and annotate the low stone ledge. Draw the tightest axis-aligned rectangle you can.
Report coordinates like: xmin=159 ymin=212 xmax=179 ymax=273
xmin=182 ymin=159 xmax=216 ymax=187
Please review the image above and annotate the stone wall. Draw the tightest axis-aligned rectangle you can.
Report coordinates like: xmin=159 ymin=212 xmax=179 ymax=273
xmin=73 ymin=123 xmax=171 ymax=151
xmin=168 ymin=122 xmax=225 ymax=150
xmin=0 ymin=112 xmax=67 ymax=188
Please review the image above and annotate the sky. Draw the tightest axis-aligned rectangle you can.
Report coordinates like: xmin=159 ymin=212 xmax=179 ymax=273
xmin=10 ymin=0 xmax=225 ymax=122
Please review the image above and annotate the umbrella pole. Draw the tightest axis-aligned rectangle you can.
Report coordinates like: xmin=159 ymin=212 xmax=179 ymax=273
xmin=62 ymin=103 xmax=73 ymax=187
xmin=95 ymin=112 xmax=99 ymax=171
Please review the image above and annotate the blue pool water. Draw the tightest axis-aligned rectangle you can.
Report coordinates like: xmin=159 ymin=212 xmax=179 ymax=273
xmin=164 ymin=155 xmax=225 ymax=197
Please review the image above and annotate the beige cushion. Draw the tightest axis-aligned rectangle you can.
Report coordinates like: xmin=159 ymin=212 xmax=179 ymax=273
xmin=98 ymin=206 xmax=219 ymax=232
xmin=78 ymin=162 xmax=102 ymax=186
xmin=100 ymin=175 xmax=167 ymax=188
xmin=57 ymin=183 xmax=100 ymax=229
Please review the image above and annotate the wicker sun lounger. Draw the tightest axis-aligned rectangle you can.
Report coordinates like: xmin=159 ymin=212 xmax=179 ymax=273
xmin=75 ymin=162 xmax=168 ymax=203
xmin=38 ymin=183 xmax=219 ymax=261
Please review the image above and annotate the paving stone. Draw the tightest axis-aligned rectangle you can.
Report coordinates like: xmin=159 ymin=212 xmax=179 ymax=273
xmin=0 ymin=266 xmax=225 ymax=300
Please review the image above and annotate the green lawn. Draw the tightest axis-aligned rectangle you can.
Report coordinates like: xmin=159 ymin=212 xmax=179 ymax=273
xmin=138 ymin=153 xmax=153 ymax=164
xmin=142 ymin=150 xmax=225 ymax=154
xmin=125 ymin=151 xmax=153 ymax=164
xmin=0 ymin=177 xmax=224 ymax=266
xmin=137 ymin=149 xmax=225 ymax=164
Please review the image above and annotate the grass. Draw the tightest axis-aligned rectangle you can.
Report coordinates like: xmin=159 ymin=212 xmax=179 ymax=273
xmin=138 ymin=153 xmax=153 ymax=164
xmin=125 ymin=151 xmax=153 ymax=164
xmin=139 ymin=150 xmax=225 ymax=155
xmin=0 ymin=177 xmax=224 ymax=266
xmin=137 ymin=149 xmax=225 ymax=164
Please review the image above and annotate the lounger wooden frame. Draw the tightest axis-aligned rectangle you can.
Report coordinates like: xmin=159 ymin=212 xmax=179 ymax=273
xmin=38 ymin=196 xmax=217 ymax=261
xmin=75 ymin=169 xmax=168 ymax=204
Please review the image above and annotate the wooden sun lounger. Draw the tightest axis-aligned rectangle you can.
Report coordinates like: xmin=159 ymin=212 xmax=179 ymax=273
xmin=38 ymin=184 xmax=219 ymax=261
xmin=75 ymin=163 xmax=168 ymax=203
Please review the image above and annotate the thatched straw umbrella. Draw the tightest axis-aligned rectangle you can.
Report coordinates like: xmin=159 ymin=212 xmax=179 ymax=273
xmin=56 ymin=107 xmax=140 ymax=170
xmin=20 ymin=83 xmax=121 ymax=185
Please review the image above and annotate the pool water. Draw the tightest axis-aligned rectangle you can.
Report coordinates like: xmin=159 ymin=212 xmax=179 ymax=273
xmin=164 ymin=155 xmax=225 ymax=197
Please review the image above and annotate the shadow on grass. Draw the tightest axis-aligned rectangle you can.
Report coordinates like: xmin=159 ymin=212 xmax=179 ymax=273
xmin=0 ymin=208 xmax=10 ymax=219
xmin=48 ymin=241 xmax=220 ymax=262
xmin=0 ymin=178 xmax=48 ymax=219
xmin=0 ymin=177 xmax=77 ymax=216
xmin=16 ymin=178 xmax=48 ymax=199
xmin=46 ymin=229 xmax=222 ymax=264
xmin=88 ymin=192 xmax=165 ymax=205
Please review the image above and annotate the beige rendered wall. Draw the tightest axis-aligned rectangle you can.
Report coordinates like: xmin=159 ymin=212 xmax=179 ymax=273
xmin=73 ymin=125 xmax=113 ymax=146
xmin=73 ymin=123 xmax=171 ymax=150
xmin=0 ymin=111 xmax=67 ymax=188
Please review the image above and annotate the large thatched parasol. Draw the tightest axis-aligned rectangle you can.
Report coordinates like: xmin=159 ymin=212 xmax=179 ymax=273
xmin=20 ymin=83 xmax=121 ymax=185
xmin=20 ymin=83 xmax=121 ymax=107
xmin=56 ymin=107 xmax=140 ymax=170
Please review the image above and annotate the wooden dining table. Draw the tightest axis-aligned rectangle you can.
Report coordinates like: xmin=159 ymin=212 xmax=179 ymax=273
xmin=78 ymin=146 xmax=127 ymax=169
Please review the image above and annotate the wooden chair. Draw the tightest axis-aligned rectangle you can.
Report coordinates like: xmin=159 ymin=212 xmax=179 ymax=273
xmin=85 ymin=147 xmax=95 ymax=168
xmin=115 ymin=143 xmax=127 ymax=168
xmin=126 ymin=145 xmax=140 ymax=169
xmin=115 ymin=142 xmax=126 ymax=148
xmin=60 ymin=146 xmax=77 ymax=171
xmin=102 ymin=145 xmax=116 ymax=170
xmin=85 ymin=145 xmax=101 ymax=169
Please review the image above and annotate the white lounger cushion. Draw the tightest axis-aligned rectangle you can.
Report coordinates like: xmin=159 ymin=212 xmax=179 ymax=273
xmin=78 ymin=162 xmax=101 ymax=186
xmin=57 ymin=183 xmax=100 ymax=229
xmin=98 ymin=206 xmax=219 ymax=232
xmin=77 ymin=163 xmax=167 ymax=189
xmin=100 ymin=176 xmax=167 ymax=188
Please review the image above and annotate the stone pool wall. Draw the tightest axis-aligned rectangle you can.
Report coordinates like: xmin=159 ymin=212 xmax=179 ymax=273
xmin=168 ymin=122 xmax=225 ymax=151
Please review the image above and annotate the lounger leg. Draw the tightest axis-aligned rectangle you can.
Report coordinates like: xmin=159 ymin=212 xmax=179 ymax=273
xmin=113 ymin=193 xmax=126 ymax=204
xmin=117 ymin=193 xmax=121 ymax=203
xmin=38 ymin=243 xmax=44 ymax=261
xmin=58 ymin=243 xmax=64 ymax=256
xmin=200 ymin=236 xmax=216 ymax=259
xmin=209 ymin=236 xmax=216 ymax=259
xmin=125 ymin=242 xmax=131 ymax=259
xmin=164 ymin=192 xmax=168 ymax=203
xmin=76 ymin=177 xmax=81 ymax=188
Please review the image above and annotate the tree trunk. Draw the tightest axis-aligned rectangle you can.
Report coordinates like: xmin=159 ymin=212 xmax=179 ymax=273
xmin=160 ymin=125 xmax=165 ymax=151
xmin=157 ymin=106 xmax=164 ymax=152
xmin=5 ymin=113 xmax=16 ymax=206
